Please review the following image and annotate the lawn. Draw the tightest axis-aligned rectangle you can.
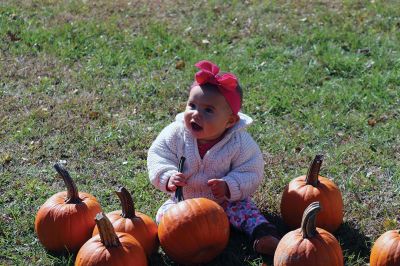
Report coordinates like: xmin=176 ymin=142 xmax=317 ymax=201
xmin=1 ymin=0 xmax=399 ymax=265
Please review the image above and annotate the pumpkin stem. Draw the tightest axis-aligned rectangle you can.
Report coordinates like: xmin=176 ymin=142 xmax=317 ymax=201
xmin=175 ymin=156 xmax=186 ymax=202
xmin=115 ymin=187 xmax=136 ymax=218
xmin=305 ymin=155 xmax=323 ymax=187
xmin=95 ymin=212 xmax=121 ymax=248
xmin=54 ymin=163 xmax=81 ymax=204
xmin=301 ymin=201 xmax=321 ymax=238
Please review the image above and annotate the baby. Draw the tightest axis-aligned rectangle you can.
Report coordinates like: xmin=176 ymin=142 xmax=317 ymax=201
xmin=147 ymin=60 xmax=280 ymax=255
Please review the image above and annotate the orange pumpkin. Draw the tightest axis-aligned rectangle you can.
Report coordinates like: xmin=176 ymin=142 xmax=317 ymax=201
xmin=274 ymin=202 xmax=343 ymax=266
xmin=280 ymin=155 xmax=343 ymax=232
xmin=35 ymin=164 xmax=102 ymax=253
xmin=158 ymin=198 xmax=230 ymax=265
xmin=370 ymin=230 xmax=400 ymax=266
xmin=92 ymin=187 xmax=158 ymax=256
xmin=75 ymin=212 xmax=147 ymax=266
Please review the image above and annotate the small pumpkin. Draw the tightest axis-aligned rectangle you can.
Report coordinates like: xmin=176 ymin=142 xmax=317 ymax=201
xmin=35 ymin=164 xmax=102 ymax=253
xmin=274 ymin=201 xmax=344 ymax=266
xmin=370 ymin=229 xmax=400 ymax=266
xmin=92 ymin=187 xmax=158 ymax=256
xmin=75 ymin=212 xmax=147 ymax=266
xmin=280 ymin=155 xmax=343 ymax=232
xmin=158 ymin=197 xmax=230 ymax=265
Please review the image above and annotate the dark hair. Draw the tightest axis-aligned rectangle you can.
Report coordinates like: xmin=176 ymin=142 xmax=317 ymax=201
xmin=236 ymin=83 xmax=243 ymax=104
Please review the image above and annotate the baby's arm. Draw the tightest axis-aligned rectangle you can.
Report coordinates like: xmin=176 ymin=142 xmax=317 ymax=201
xmin=147 ymin=122 xmax=183 ymax=193
xmin=222 ymin=132 xmax=264 ymax=201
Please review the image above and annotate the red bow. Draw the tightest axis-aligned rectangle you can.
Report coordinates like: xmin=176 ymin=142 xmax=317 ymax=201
xmin=194 ymin=60 xmax=238 ymax=92
xmin=194 ymin=60 xmax=241 ymax=114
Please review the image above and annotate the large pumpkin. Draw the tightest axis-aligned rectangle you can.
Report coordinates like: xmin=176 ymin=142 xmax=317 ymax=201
xmin=75 ymin=212 xmax=147 ymax=266
xmin=92 ymin=187 xmax=158 ymax=256
xmin=274 ymin=201 xmax=343 ymax=266
xmin=158 ymin=197 xmax=230 ymax=265
xmin=370 ymin=229 xmax=400 ymax=266
xmin=35 ymin=164 xmax=102 ymax=253
xmin=280 ymin=155 xmax=343 ymax=232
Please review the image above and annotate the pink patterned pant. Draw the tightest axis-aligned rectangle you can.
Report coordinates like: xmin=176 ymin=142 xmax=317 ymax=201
xmin=156 ymin=197 xmax=272 ymax=236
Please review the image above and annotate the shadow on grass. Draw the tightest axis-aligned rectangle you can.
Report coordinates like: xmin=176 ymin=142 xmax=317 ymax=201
xmin=335 ymin=221 xmax=371 ymax=264
xmin=149 ymin=227 xmax=266 ymax=266
xmin=261 ymin=211 xmax=287 ymax=238
xmin=46 ymin=251 xmax=76 ymax=266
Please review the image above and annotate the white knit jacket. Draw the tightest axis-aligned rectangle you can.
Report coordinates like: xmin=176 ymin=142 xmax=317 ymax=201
xmin=147 ymin=112 xmax=265 ymax=203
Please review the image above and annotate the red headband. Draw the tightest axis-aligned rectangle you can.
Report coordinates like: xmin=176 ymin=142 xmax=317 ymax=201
xmin=194 ymin=60 xmax=241 ymax=115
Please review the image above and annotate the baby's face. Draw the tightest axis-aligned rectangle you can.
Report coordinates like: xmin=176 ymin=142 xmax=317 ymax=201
xmin=184 ymin=85 xmax=238 ymax=144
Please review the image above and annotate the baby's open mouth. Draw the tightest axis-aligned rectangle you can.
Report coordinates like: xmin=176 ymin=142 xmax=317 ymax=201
xmin=191 ymin=122 xmax=203 ymax=131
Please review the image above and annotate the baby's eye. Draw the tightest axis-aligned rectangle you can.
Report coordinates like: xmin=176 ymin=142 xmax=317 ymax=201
xmin=205 ymin=108 xmax=214 ymax=114
xmin=188 ymin=103 xmax=196 ymax=109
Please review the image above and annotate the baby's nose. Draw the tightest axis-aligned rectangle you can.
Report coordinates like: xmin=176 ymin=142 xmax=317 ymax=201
xmin=192 ymin=109 xmax=201 ymax=118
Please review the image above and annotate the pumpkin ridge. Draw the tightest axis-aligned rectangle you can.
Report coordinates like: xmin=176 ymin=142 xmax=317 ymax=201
xmin=316 ymin=231 xmax=340 ymax=265
xmin=395 ymin=238 xmax=400 ymax=263
xmin=290 ymin=237 xmax=304 ymax=262
xmin=197 ymin=199 xmax=212 ymax=245
xmin=189 ymin=199 xmax=205 ymax=248
xmin=87 ymin=242 xmax=106 ymax=264
xmin=384 ymin=236 xmax=399 ymax=263
xmin=375 ymin=239 xmax=388 ymax=264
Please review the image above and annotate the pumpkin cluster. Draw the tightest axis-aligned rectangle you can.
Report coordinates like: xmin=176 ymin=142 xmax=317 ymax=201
xmin=35 ymin=164 xmax=156 ymax=265
xmin=277 ymin=155 xmax=399 ymax=265
xmin=35 ymin=163 xmax=231 ymax=265
xmin=35 ymin=157 xmax=399 ymax=265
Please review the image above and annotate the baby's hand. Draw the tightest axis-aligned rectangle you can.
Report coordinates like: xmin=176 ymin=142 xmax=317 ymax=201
xmin=167 ymin=172 xmax=187 ymax=192
xmin=207 ymin=179 xmax=230 ymax=200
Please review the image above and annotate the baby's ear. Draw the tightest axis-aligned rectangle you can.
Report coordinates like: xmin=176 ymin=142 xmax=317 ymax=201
xmin=226 ymin=114 xmax=240 ymax=128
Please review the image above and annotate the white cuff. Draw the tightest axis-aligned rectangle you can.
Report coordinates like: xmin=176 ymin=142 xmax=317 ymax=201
xmin=223 ymin=178 xmax=242 ymax=202
xmin=158 ymin=170 xmax=178 ymax=193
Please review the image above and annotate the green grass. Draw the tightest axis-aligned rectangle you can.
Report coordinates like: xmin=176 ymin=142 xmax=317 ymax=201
xmin=1 ymin=0 xmax=399 ymax=265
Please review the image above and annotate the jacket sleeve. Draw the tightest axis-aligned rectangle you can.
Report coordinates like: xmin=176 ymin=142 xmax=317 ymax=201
xmin=147 ymin=122 xmax=182 ymax=193
xmin=222 ymin=132 xmax=265 ymax=202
